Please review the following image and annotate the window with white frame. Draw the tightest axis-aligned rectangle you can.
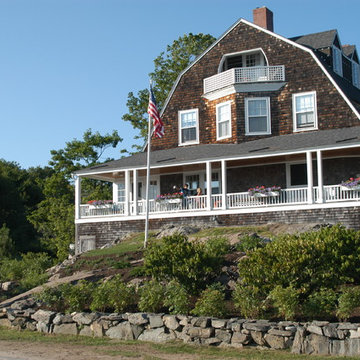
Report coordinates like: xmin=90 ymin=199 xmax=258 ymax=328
xmin=216 ymin=101 xmax=231 ymax=140
xmin=245 ymin=97 xmax=271 ymax=135
xmin=179 ymin=109 xmax=199 ymax=145
xmin=332 ymin=46 xmax=343 ymax=76
xmin=352 ymin=61 xmax=360 ymax=88
xmin=293 ymin=92 xmax=317 ymax=131
xmin=117 ymin=183 xmax=125 ymax=203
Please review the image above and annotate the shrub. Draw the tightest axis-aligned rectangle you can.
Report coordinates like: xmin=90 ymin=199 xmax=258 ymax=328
xmin=268 ymin=285 xmax=299 ymax=320
xmin=62 ymin=280 xmax=95 ymax=312
xmin=138 ymin=279 xmax=165 ymax=313
xmin=233 ymin=284 xmax=266 ymax=319
xmin=36 ymin=285 xmax=67 ymax=312
xmin=144 ymin=234 xmax=228 ymax=293
xmin=302 ymin=288 xmax=337 ymax=320
xmin=0 ymin=252 xmax=52 ymax=291
xmin=191 ymin=284 xmax=226 ymax=318
xmin=236 ymin=234 xmax=267 ymax=252
xmin=90 ymin=279 xmax=116 ymax=313
xmin=238 ymin=225 xmax=360 ymax=303
xmin=337 ymin=286 xmax=360 ymax=321
xmin=163 ymin=280 xmax=190 ymax=315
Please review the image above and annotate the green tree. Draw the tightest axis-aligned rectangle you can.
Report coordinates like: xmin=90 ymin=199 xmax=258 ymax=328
xmin=122 ymin=33 xmax=215 ymax=142
xmin=29 ymin=129 xmax=122 ymax=260
xmin=0 ymin=160 xmax=49 ymax=254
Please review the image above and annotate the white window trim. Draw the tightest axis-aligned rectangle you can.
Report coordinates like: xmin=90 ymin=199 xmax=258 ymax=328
xmin=332 ymin=45 xmax=343 ymax=76
xmin=178 ymin=109 xmax=199 ymax=146
xmin=216 ymin=101 xmax=232 ymax=140
xmin=245 ymin=97 xmax=271 ymax=136
xmin=292 ymin=91 xmax=318 ymax=132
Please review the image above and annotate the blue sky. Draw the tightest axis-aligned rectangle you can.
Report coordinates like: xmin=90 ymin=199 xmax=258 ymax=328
xmin=1 ymin=0 xmax=360 ymax=169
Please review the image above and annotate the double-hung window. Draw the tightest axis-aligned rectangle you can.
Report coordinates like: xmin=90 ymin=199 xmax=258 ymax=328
xmin=245 ymin=97 xmax=271 ymax=135
xmin=179 ymin=109 xmax=199 ymax=145
xmin=216 ymin=101 xmax=231 ymax=140
xmin=293 ymin=91 xmax=317 ymax=131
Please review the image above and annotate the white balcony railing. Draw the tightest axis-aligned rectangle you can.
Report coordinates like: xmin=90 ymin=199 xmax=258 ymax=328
xmin=78 ymin=185 xmax=360 ymax=219
xmin=203 ymin=65 xmax=285 ymax=94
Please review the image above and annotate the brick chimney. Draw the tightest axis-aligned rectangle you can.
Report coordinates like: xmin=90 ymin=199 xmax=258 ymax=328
xmin=253 ymin=7 xmax=274 ymax=32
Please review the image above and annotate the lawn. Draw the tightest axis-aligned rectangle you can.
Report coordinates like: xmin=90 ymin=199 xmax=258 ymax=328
xmin=0 ymin=326 xmax=357 ymax=360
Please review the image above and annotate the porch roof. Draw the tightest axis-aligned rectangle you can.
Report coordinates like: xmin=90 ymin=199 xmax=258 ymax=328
xmin=75 ymin=126 xmax=360 ymax=176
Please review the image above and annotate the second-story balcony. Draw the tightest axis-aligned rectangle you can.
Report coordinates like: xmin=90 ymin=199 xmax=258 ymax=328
xmin=203 ymin=65 xmax=285 ymax=95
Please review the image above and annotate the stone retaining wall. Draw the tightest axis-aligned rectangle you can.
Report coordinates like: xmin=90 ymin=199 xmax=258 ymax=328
xmin=2 ymin=299 xmax=360 ymax=356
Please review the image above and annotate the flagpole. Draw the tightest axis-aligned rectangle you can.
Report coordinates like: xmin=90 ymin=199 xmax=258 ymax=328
xmin=144 ymin=81 xmax=152 ymax=248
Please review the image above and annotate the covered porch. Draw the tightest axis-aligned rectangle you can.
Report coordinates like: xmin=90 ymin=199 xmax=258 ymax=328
xmin=74 ymin=130 xmax=360 ymax=222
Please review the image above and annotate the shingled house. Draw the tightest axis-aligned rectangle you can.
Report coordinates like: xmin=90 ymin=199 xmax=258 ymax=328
xmin=74 ymin=7 xmax=360 ymax=253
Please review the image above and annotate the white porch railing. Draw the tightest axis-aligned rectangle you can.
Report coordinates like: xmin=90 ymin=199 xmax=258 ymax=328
xmin=203 ymin=65 xmax=285 ymax=94
xmin=78 ymin=185 xmax=360 ymax=219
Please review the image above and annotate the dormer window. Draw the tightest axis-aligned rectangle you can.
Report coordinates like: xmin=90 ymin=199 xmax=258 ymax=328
xmin=332 ymin=35 xmax=343 ymax=76
xmin=220 ymin=49 xmax=267 ymax=72
xmin=352 ymin=61 xmax=360 ymax=88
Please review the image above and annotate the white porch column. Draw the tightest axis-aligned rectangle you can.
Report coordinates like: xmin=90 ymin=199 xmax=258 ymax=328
xmin=306 ymin=151 xmax=314 ymax=204
xmin=133 ymin=169 xmax=138 ymax=215
xmin=75 ymin=176 xmax=81 ymax=220
xmin=316 ymin=150 xmax=324 ymax=203
xmin=206 ymin=161 xmax=212 ymax=211
xmin=221 ymin=160 xmax=227 ymax=210
xmin=112 ymin=183 xmax=119 ymax=203
xmin=124 ymin=169 xmax=130 ymax=216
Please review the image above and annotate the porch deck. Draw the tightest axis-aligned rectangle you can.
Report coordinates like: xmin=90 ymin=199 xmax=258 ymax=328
xmin=79 ymin=184 xmax=360 ymax=219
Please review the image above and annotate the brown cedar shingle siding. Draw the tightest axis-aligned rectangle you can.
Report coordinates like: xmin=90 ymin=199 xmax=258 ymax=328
xmin=151 ymin=22 xmax=359 ymax=152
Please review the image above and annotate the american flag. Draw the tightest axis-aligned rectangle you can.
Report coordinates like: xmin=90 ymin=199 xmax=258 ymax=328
xmin=147 ymin=86 xmax=164 ymax=138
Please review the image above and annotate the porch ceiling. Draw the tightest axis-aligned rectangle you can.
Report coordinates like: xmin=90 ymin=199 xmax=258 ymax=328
xmin=75 ymin=126 xmax=360 ymax=178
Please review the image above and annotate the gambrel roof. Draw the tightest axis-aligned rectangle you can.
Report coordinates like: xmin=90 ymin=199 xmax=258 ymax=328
xmin=160 ymin=19 xmax=360 ymax=121
xmin=290 ymin=30 xmax=338 ymax=50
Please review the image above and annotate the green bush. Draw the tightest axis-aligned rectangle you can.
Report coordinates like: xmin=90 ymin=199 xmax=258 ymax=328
xmin=268 ymin=285 xmax=299 ymax=320
xmin=233 ymin=284 xmax=265 ymax=319
xmin=144 ymin=234 xmax=228 ymax=293
xmin=138 ymin=279 xmax=165 ymax=313
xmin=90 ymin=279 xmax=116 ymax=313
xmin=36 ymin=284 xmax=68 ymax=312
xmin=62 ymin=280 xmax=95 ymax=312
xmin=163 ymin=280 xmax=190 ymax=315
xmin=91 ymin=274 xmax=137 ymax=313
xmin=0 ymin=252 xmax=52 ymax=291
xmin=191 ymin=284 xmax=226 ymax=318
xmin=336 ymin=286 xmax=360 ymax=320
xmin=236 ymin=234 xmax=266 ymax=252
xmin=302 ymin=288 xmax=337 ymax=320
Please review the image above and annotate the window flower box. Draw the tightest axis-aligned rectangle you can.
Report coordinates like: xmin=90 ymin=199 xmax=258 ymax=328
xmin=156 ymin=193 xmax=183 ymax=202
xmin=248 ymin=185 xmax=281 ymax=197
xmin=340 ymin=177 xmax=360 ymax=191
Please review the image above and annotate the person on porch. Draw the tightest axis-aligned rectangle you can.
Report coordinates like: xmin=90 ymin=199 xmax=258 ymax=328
xmin=181 ymin=183 xmax=190 ymax=209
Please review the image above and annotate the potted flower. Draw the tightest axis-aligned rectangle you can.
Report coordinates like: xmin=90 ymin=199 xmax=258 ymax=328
xmin=87 ymin=200 xmax=113 ymax=207
xmin=156 ymin=192 xmax=183 ymax=202
xmin=340 ymin=177 xmax=360 ymax=191
xmin=248 ymin=185 xmax=281 ymax=197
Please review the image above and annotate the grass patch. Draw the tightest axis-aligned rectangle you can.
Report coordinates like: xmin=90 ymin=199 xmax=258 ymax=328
xmin=82 ymin=232 xmax=156 ymax=258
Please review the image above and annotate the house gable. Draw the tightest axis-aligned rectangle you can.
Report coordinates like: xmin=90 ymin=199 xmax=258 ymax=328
xmin=151 ymin=18 xmax=360 ymax=152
